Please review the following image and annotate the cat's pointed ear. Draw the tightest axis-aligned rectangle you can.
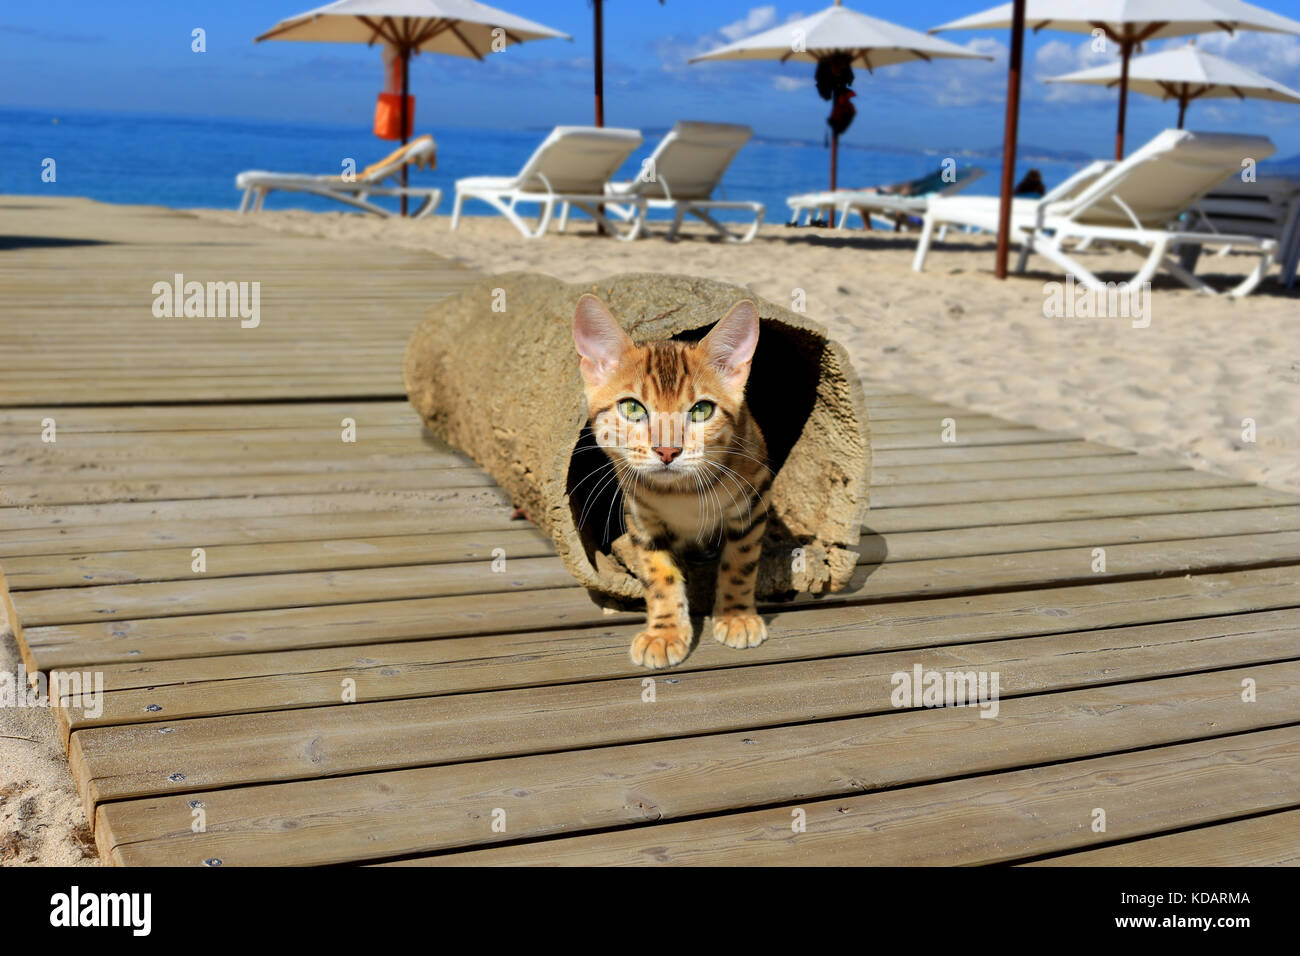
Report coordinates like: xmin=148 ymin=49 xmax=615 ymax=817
xmin=573 ymin=294 xmax=632 ymax=386
xmin=701 ymin=300 xmax=760 ymax=391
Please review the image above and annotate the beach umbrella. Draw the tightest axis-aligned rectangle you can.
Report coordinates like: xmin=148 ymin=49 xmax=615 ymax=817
xmin=690 ymin=0 xmax=992 ymax=227
xmin=1046 ymin=41 xmax=1300 ymax=128
xmin=591 ymin=1 xmax=665 ymax=126
xmin=932 ymin=1 xmax=1300 ymax=160
xmin=931 ymin=1 xmax=1300 ymax=281
xmin=256 ymin=0 xmax=570 ymax=214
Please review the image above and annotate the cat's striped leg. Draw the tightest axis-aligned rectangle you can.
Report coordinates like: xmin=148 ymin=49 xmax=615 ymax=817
xmin=627 ymin=512 xmax=693 ymax=669
xmin=713 ymin=498 xmax=768 ymax=649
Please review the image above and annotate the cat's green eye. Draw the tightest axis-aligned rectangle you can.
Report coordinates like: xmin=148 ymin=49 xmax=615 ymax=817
xmin=688 ymin=400 xmax=715 ymax=423
xmin=617 ymin=399 xmax=648 ymax=422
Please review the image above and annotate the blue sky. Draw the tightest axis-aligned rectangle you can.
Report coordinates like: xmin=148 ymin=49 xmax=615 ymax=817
xmin=3 ymin=1 xmax=1300 ymax=158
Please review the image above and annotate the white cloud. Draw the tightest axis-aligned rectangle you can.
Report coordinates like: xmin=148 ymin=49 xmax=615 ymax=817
xmin=1188 ymin=31 xmax=1300 ymax=85
xmin=1034 ymin=37 xmax=1120 ymax=103
xmin=773 ymin=75 xmax=804 ymax=92
xmin=719 ymin=6 xmax=779 ymax=42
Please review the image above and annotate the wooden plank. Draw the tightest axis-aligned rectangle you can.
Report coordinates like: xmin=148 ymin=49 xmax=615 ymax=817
xmin=865 ymin=485 xmax=1297 ymax=532
xmin=16 ymin=528 xmax=1300 ymax=627
xmin=1022 ymin=809 xmax=1300 ymax=866
xmin=878 ymin=507 xmax=1300 ymax=561
xmin=870 ymin=469 xmax=1242 ymax=508
xmin=0 ymin=401 xmax=422 ymax=433
xmin=871 ymin=441 xmax=1127 ymax=467
xmin=871 ymin=427 xmax=1078 ymax=449
xmin=870 ymin=453 xmax=1188 ymax=485
xmin=95 ymin=684 xmax=1300 ymax=866
xmin=67 ymin=660 xmax=1300 ymax=810
xmin=23 ymin=564 xmax=1300 ymax=670
xmin=0 ymin=505 xmax=520 ymax=559
xmin=0 ymin=451 xmax=460 ymax=482
xmin=16 ymin=504 xmax=1300 ymax=590
xmin=0 ymin=487 xmax=512 ymax=532
xmin=0 ymin=467 xmax=492 ymax=507
xmin=58 ymin=608 xmax=1300 ymax=734
xmin=2 ymin=528 xmax=554 ymax=590
xmin=13 ymin=556 xmax=577 ymax=625
xmin=391 ymin=727 xmax=1300 ymax=867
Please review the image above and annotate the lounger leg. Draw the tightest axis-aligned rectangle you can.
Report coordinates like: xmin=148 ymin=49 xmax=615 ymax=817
xmin=1032 ymin=239 xmax=1107 ymax=293
xmin=1131 ymin=238 xmax=1169 ymax=289
xmin=412 ymin=189 xmax=443 ymax=219
xmin=239 ymin=188 xmax=254 ymax=214
xmin=451 ymin=191 xmax=465 ymax=231
xmin=1225 ymin=244 xmax=1277 ymax=298
xmin=693 ymin=208 xmax=742 ymax=243
xmin=912 ymin=215 xmax=937 ymax=272
xmin=667 ymin=207 xmax=687 ymax=241
xmin=1159 ymin=254 xmax=1216 ymax=295
xmin=252 ymin=189 xmax=267 ymax=213
xmin=558 ymin=201 xmax=570 ymax=233
xmin=534 ymin=199 xmax=556 ymax=238
xmin=1014 ymin=238 xmax=1032 ymax=275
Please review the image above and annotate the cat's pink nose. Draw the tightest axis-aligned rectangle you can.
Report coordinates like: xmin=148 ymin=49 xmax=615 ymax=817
xmin=653 ymin=446 xmax=681 ymax=464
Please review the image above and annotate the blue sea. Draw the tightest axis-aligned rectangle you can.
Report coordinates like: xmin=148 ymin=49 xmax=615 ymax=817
xmin=0 ymin=106 xmax=1093 ymax=223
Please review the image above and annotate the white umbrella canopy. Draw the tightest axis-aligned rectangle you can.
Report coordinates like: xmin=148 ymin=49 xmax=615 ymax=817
xmin=690 ymin=1 xmax=992 ymax=223
xmin=690 ymin=0 xmax=992 ymax=69
xmin=931 ymin=0 xmax=1300 ymax=40
xmin=256 ymin=0 xmax=570 ymax=54
xmin=1046 ymin=42 xmax=1300 ymax=127
xmin=931 ymin=0 xmax=1300 ymax=158
xmin=256 ymin=0 xmax=569 ymax=213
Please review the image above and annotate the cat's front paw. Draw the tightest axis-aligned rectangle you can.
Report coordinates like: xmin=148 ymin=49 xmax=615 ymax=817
xmin=631 ymin=627 xmax=691 ymax=668
xmin=712 ymin=611 xmax=767 ymax=649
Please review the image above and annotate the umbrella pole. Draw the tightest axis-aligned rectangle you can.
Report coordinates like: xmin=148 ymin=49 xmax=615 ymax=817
xmin=400 ymin=48 xmax=410 ymax=217
xmin=1115 ymin=40 xmax=1132 ymax=160
xmin=593 ymin=0 xmax=604 ymax=126
xmin=593 ymin=0 xmax=608 ymax=234
xmin=994 ymin=0 xmax=1026 ymax=281
xmin=829 ymin=132 xmax=838 ymax=228
xmin=1177 ymin=88 xmax=1188 ymax=129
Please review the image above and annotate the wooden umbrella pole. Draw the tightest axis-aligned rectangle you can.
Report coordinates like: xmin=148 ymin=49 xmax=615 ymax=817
xmin=593 ymin=0 xmax=605 ymax=126
xmin=400 ymin=46 xmax=410 ymax=216
xmin=1115 ymin=38 xmax=1132 ymax=160
xmin=593 ymin=0 xmax=607 ymax=234
xmin=1178 ymin=86 xmax=1189 ymax=128
xmin=994 ymin=0 xmax=1026 ymax=280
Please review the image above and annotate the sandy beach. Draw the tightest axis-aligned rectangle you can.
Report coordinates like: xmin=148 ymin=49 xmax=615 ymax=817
xmin=198 ymin=209 xmax=1300 ymax=494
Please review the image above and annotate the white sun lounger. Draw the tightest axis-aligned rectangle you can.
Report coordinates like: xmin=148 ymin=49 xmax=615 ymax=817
xmin=1181 ymin=175 xmax=1300 ymax=289
xmin=589 ymin=121 xmax=764 ymax=243
xmin=787 ymin=165 xmax=985 ymax=231
xmin=912 ymin=129 xmax=1279 ymax=298
xmin=450 ymin=126 xmax=645 ymax=240
xmin=236 ymin=135 xmax=442 ymax=217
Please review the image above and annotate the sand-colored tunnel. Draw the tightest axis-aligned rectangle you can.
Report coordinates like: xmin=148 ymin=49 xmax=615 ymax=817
xmin=403 ymin=272 xmax=870 ymax=607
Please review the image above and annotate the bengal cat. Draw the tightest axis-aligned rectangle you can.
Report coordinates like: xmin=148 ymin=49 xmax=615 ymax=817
xmin=573 ymin=294 xmax=772 ymax=668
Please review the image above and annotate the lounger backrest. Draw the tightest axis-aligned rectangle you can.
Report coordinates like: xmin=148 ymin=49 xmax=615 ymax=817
xmin=359 ymin=135 xmax=437 ymax=182
xmin=514 ymin=126 xmax=643 ymax=194
xmin=627 ymin=121 xmax=752 ymax=200
xmin=936 ymin=166 xmax=984 ymax=196
xmin=1187 ymin=175 xmax=1300 ymax=241
xmin=1052 ymin=129 xmax=1277 ymax=227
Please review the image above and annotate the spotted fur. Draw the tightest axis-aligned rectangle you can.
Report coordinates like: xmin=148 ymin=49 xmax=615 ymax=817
xmin=573 ymin=294 xmax=772 ymax=668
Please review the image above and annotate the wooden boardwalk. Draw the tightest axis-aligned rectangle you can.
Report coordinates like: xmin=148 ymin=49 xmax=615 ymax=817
xmin=2 ymin=197 xmax=1299 ymax=866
